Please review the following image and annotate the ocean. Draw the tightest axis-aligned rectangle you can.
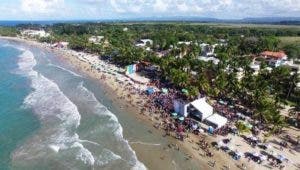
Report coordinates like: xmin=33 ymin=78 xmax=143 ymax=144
xmin=0 ymin=39 xmax=201 ymax=170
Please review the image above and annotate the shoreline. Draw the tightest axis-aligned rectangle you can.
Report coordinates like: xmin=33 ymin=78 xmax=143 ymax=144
xmin=0 ymin=36 xmax=268 ymax=170
xmin=0 ymin=36 xmax=241 ymax=169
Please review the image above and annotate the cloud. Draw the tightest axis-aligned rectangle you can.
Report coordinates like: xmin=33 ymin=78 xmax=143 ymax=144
xmin=20 ymin=0 xmax=65 ymax=14
xmin=153 ymin=0 xmax=170 ymax=12
xmin=177 ymin=2 xmax=188 ymax=12
xmin=1 ymin=0 xmax=299 ymax=20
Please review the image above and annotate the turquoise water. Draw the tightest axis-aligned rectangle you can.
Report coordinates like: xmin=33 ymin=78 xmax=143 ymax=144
xmin=0 ymin=40 xmax=201 ymax=170
xmin=0 ymin=43 xmax=39 ymax=169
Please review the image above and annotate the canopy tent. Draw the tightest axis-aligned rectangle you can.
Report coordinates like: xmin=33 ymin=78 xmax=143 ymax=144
xmin=190 ymin=98 xmax=213 ymax=121
xmin=162 ymin=88 xmax=168 ymax=94
xmin=146 ymin=87 xmax=155 ymax=95
xmin=205 ymin=114 xmax=228 ymax=129
xmin=259 ymin=154 xmax=267 ymax=161
xmin=171 ymin=112 xmax=178 ymax=117
xmin=182 ymin=89 xmax=189 ymax=95
xmin=252 ymin=152 xmax=259 ymax=157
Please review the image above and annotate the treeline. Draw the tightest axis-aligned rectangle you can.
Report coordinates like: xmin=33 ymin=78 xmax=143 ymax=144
xmin=0 ymin=27 xmax=19 ymax=37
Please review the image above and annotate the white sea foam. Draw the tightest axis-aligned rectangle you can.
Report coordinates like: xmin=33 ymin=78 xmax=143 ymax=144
xmin=130 ymin=141 xmax=161 ymax=146
xmin=95 ymin=149 xmax=122 ymax=166
xmin=77 ymin=82 xmax=147 ymax=170
xmin=17 ymin=50 xmax=96 ymax=166
xmin=48 ymin=63 xmax=82 ymax=77
xmin=49 ymin=145 xmax=60 ymax=153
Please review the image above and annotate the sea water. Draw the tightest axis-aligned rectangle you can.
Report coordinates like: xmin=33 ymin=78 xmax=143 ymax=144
xmin=0 ymin=40 xmax=146 ymax=170
xmin=1 ymin=39 xmax=201 ymax=170
xmin=0 ymin=41 xmax=39 ymax=169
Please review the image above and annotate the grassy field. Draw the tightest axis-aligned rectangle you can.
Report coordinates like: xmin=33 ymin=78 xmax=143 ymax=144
xmin=115 ymin=22 xmax=300 ymax=28
xmin=279 ymin=36 xmax=300 ymax=46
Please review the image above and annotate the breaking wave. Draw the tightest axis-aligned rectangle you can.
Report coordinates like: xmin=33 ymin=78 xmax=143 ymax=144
xmin=76 ymin=82 xmax=147 ymax=169
xmin=16 ymin=50 xmax=95 ymax=166
xmin=15 ymin=49 xmax=146 ymax=169
xmin=48 ymin=63 xmax=83 ymax=77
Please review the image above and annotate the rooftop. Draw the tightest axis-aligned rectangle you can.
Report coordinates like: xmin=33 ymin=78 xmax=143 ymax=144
xmin=261 ymin=51 xmax=287 ymax=59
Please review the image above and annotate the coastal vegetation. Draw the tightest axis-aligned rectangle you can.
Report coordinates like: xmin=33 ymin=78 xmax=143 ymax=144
xmin=3 ymin=23 xmax=300 ymax=133
xmin=0 ymin=27 xmax=19 ymax=37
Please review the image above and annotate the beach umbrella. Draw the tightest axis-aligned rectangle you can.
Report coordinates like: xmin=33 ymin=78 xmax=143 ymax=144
xmin=178 ymin=117 xmax=184 ymax=121
xmin=208 ymin=126 xmax=214 ymax=134
xmin=277 ymin=155 xmax=285 ymax=161
xmin=181 ymin=89 xmax=189 ymax=95
xmin=251 ymin=136 xmax=258 ymax=141
xmin=265 ymin=143 xmax=272 ymax=149
xmin=162 ymin=88 xmax=168 ymax=94
xmin=219 ymin=100 xmax=225 ymax=104
xmin=229 ymin=105 xmax=234 ymax=108
xmin=259 ymin=154 xmax=267 ymax=161
xmin=218 ymin=141 xmax=225 ymax=147
xmin=171 ymin=112 xmax=178 ymax=117
xmin=146 ymin=87 xmax=155 ymax=95
xmin=236 ymin=151 xmax=243 ymax=156
xmin=252 ymin=152 xmax=259 ymax=157
xmin=227 ymin=145 xmax=234 ymax=151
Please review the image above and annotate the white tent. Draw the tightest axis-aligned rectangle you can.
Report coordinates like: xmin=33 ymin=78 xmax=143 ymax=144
xmin=190 ymin=98 xmax=213 ymax=120
xmin=205 ymin=114 xmax=228 ymax=129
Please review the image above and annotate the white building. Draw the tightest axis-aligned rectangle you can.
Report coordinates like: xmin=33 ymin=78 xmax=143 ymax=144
xmin=21 ymin=29 xmax=50 ymax=38
xmin=199 ymin=43 xmax=218 ymax=57
xmin=199 ymin=56 xmax=220 ymax=65
xmin=135 ymin=39 xmax=153 ymax=47
xmin=88 ymin=36 xmax=104 ymax=44
xmin=260 ymin=51 xmax=288 ymax=67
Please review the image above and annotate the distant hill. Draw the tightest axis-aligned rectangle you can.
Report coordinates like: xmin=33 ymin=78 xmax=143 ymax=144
xmin=240 ymin=17 xmax=300 ymax=25
xmin=121 ymin=16 xmax=300 ymax=25
xmin=0 ymin=17 xmax=299 ymax=26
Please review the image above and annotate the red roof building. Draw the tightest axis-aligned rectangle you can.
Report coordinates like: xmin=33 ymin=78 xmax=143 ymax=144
xmin=260 ymin=51 xmax=287 ymax=60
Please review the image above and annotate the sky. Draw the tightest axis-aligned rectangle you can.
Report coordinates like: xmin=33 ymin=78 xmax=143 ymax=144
xmin=0 ymin=0 xmax=299 ymax=20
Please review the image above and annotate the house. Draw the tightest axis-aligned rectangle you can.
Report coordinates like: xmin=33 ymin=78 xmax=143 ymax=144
xmin=88 ymin=36 xmax=104 ymax=44
xmin=135 ymin=39 xmax=153 ymax=47
xmin=198 ymin=56 xmax=220 ymax=65
xmin=218 ymin=39 xmax=228 ymax=46
xmin=260 ymin=51 xmax=288 ymax=67
xmin=199 ymin=43 xmax=216 ymax=57
xmin=21 ymin=29 xmax=50 ymax=38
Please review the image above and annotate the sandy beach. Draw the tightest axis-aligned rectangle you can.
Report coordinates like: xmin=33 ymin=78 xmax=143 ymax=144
xmin=2 ymin=36 xmax=299 ymax=170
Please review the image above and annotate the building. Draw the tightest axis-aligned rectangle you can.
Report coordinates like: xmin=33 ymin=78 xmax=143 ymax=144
xmin=135 ymin=39 xmax=153 ymax=47
xmin=260 ymin=51 xmax=288 ymax=67
xmin=200 ymin=43 xmax=216 ymax=57
xmin=21 ymin=29 xmax=50 ymax=38
xmin=198 ymin=56 xmax=220 ymax=65
xmin=88 ymin=36 xmax=104 ymax=44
